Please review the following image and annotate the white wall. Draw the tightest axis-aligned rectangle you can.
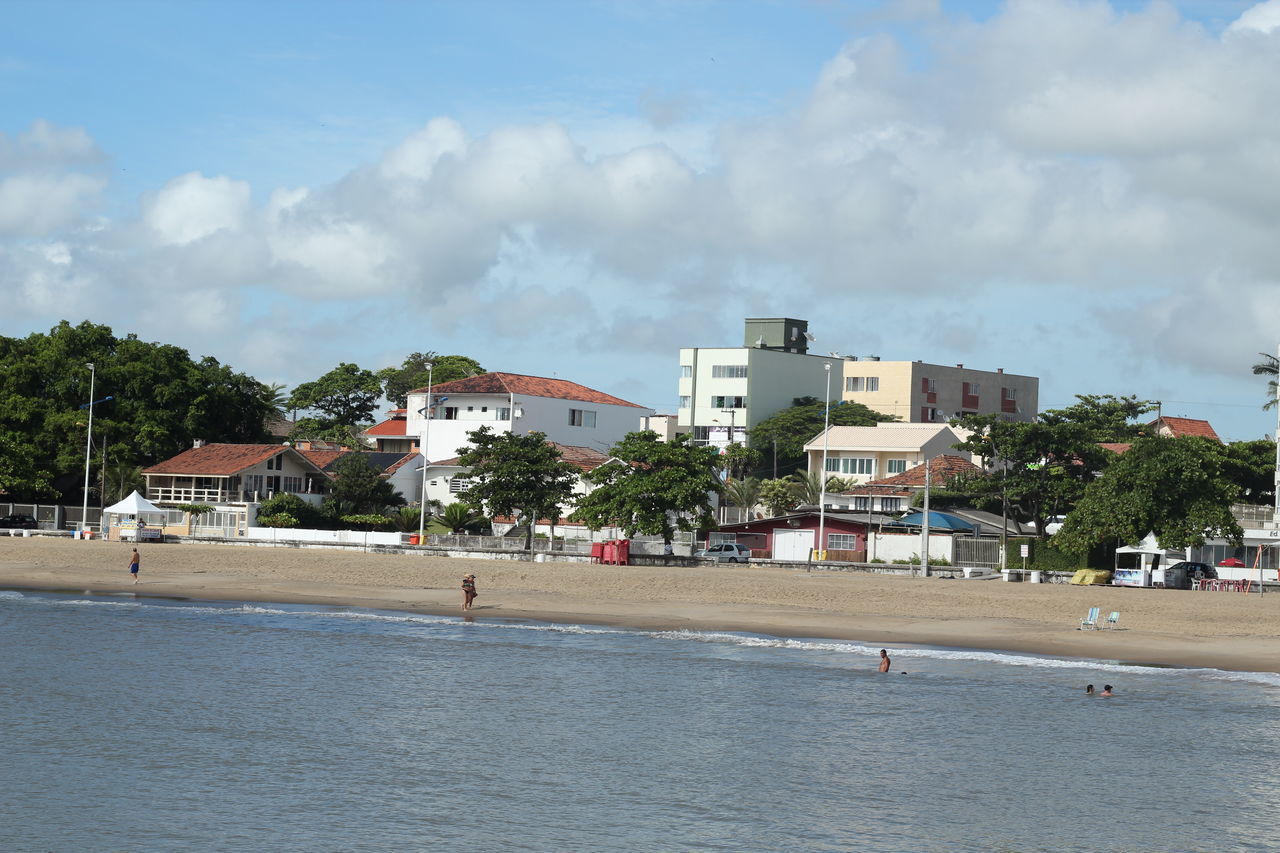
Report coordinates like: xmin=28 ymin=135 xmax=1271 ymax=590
xmin=871 ymin=532 xmax=954 ymax=563
xmin=679 ymin=346 xmax=841 ymax=438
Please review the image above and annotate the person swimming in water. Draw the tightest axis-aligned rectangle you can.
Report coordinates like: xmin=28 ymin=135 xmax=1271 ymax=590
xmin=1100 ymin=685 xmax=1114 ymax=697
xmin=1085 ymin=684 xmax=1095 ymax=696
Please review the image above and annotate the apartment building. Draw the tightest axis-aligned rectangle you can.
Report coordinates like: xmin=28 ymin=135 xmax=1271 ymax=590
xmin=839 ymin=359 xmax=1038 ymax=423
xmin=677 ymin=318 xmax=843 ymax=446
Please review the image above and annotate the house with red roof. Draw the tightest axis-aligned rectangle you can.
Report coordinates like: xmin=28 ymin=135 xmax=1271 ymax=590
xmin=1149 ymin=415 xmax=1221 ymax=442
xmin=405 ymin=372 xmax=654 ymax=465
xmin=362 ymin=408 xmax=415 ymax=453
xmin=143 ymin=443 xmax=331 ymax=507
xmin=803 ymin=423 xmax=976 ymax=486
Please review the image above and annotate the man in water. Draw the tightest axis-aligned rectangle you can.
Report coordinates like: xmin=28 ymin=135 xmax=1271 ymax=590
xmin=1086 ymin=684 xmax=1095 ymax=695
xmin=878 ymin=649 xmax=891 ymax=672
xmin=128 ymin=548 xmax=140 ymax=584
xmin=1100 ymin=685 xmax=1114 ymax=697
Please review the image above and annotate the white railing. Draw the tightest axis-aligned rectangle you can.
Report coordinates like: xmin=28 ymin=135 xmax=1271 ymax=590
xmin=148 ymin=487 xmax=231 ymax=504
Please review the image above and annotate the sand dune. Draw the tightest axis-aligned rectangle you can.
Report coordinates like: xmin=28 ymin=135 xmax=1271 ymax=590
xmin=4 ymin=536 xmax=1278 ymax=672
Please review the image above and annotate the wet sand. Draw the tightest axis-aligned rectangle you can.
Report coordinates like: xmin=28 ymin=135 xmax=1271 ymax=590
xmin=3 ymin=536 xmax=1279 ymax=672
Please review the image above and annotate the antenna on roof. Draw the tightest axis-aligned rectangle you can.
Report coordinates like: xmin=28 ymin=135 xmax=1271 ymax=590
xmin=803 ymin=332 xmax=816 ymax=342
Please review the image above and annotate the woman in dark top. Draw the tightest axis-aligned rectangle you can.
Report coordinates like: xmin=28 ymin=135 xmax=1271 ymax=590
xmin=461 ymin=574 xmax=477 ymax=610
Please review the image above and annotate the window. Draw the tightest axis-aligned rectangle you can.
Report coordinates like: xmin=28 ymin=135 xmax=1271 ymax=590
xmin=266 ymin=453 xmax=282 ymax=471
xmin=449 ymin=477 xmax=472 ymax=494
xmin=481 ymin=406 xmax=488 ymax=412
xmin=283 ymin=476 xmax=303 ymax=493
xmin=692 ymin=425 xmax=711 ymax=442
xmin=827 ymin=533 xmax=861 ymax=550
xmin=569 ymin=409 xmax=597 ymax=427
xmin=852 ymin=496 xmax=869 ymax=511
xmin=711 ymin=395 xmax=747 ymax=408
xmin=711 ymin=364 xmax=748 ymax=378
xmin=887 ymin=459 xmax=908 ymax=474
xmin=921 ymin=407 xmax=940 ymax=421
xmin=880 ymin=498 xmax=902 ymax=512
xmin=681 ymin=365 xmax=693 ymax=378
xmin=245 ymin=474 xmax=263 ymax=495
xmin=964 ymin=382 xmax=981 ymax=396
xmin=845 ymin=377 xmax=879 ymax=392
xmin=443 ymin=407 xmax=458 ymax=420
xmin=826 ymin=457 xmax=875 ymax=475
xmin=266 ymin=475 xmax=281 ymax=494
xmin=921 ymin=377 xmax=937 ymax=394
xmin=867 ymin=376 xmax=879 ymax=392
xmin=1002 ymin=387 xmax=1017 ymax=400
xmin=466 ymin=406 xmax=474 ymax=412
xmin=678 ymin=396 xmax=690 ymax=409
xmin=497 ymin=407 xmax=511 ymax=420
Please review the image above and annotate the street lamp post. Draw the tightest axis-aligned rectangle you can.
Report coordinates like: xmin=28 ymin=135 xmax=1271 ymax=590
xmin=818 ymin=363 xmax=832 ymax=561
xmin=80 ymin=363 xmax=95 ymax=539
xmin=417 ymin=362 xmax=435 ymax=542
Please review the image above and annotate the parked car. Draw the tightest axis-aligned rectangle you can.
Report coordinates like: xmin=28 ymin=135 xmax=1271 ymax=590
xmin=695 ymin=543 xmax=753 ymax=563
xmin=1167 ymin=561 xmax=1217 ymax=580
xmin=0 ymin=514 xmax=38 ymax=529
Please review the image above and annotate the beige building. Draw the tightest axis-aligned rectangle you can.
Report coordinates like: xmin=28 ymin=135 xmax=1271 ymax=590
xmin=839 ymin=359 xmax=1038 ymax=423
xmin=804 ymin=423 xmax=975 ymax=487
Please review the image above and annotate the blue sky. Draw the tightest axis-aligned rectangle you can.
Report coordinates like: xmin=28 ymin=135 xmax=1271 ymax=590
xmin=4 ymin=0 xmax=1280 ymax=440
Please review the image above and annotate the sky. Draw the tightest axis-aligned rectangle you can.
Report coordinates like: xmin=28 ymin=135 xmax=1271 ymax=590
xmin=4 ymin=0 xmax=1280 ymax=441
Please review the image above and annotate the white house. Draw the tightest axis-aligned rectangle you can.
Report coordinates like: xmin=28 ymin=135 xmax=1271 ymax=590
xmin=405 ymin=372 xmax=653 ymax=466
xmin=804 ymin=423 xmax=974 ymax=486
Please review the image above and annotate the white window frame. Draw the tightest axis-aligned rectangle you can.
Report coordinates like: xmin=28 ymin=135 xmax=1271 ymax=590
xmin=569 ymin=409 xmax=597 ymax=427
xmin=887 ymin=459 xmax=908 ymax=474
xmin=711 ymin=364 xmax=748 ymax=378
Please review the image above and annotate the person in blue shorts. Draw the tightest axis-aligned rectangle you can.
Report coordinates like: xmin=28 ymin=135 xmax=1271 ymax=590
xmin=128 ymin=548 xmax=140 ymax=583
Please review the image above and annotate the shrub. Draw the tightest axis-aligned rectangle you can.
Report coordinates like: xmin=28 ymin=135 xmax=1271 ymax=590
xmin=258 ymin=512 xmax=299 ymax=528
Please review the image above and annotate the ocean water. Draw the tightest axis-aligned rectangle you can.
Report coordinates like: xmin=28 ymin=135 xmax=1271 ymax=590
xmin=2 ymin=589 xmax=1278 ymax=853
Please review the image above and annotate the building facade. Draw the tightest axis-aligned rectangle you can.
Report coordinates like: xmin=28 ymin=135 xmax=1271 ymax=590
xmin=839 ymin=359 xmax=1038 ymax=423
xmin=677 ymin=318 xmax=843 ymax=446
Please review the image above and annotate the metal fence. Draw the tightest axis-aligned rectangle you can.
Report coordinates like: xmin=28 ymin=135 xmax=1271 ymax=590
xmin=953 ymin=536 xmax=1002 ymax=569
xmin=1 ymin=502 xmax=102 ymax=531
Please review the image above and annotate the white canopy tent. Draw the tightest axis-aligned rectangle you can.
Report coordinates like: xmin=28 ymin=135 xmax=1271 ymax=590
xmin=102 ymin=490 xmax=167 ymax=541
xmin=103 ymin=490 xmax=165 ymax=517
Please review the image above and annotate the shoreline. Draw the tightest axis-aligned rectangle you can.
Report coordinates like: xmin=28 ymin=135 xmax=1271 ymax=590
xmin=5 ymin=537 xmax=1280 ymax=674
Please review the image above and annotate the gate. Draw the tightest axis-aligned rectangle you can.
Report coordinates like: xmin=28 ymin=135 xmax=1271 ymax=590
xmin=773 ymin=529 xmax=814 ymax=561
xmin=953 ymin=536 xmax=1001 ymax=569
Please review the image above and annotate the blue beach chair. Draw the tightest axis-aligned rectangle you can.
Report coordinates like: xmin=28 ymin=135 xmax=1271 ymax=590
xmin=1102 ymin=611 xmax=1120 ymax=630
xmin=1079 ymin=607 xmax=1100 ymax=630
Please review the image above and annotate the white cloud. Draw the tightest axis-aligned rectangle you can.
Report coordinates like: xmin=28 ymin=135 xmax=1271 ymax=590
xmin=7 ymin=1 xmax=1280 ymax=434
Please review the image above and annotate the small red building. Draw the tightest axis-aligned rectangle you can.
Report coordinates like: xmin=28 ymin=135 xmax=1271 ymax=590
xmin=710 ymin=510 xmax=896 ymax=561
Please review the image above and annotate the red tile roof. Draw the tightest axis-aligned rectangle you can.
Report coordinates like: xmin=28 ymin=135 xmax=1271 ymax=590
xmin=865 ymin=455 xmax=980 ymax=487
xmin=363 ymin=418 xmax=409 ymax=437
xmin=297 ymin=450 xmax=347 ymax=470
xmin=1098 ymin=442 xmax=1132 ymax=455
xmin=143 ymin=444 xmax=308 ymax=476
xmin=1154 ymin=416 xmax=1220 ymax=442
xmin=408 ymin=372 xmax=646 ymax=408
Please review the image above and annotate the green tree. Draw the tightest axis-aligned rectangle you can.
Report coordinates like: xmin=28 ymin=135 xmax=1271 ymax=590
xmin=256 ymin=492 xmax=325 ymax=528
xmin=440 ymin=501 xmax=485 ymax=533
xmin=571 ymin=432 xmax=722 ymax=546
xmin=288 ymin=363 xmax=382 ymax=429
xmin=1054 ymin=436 xmax=1243 ymax=555
xmin=1039 ymin=394 xmax=1157 ymax=441
xmin=720 ymin=443 xmax=761 ymax=481
xmin=457 ymin=427 xmax=579 ymax=550
xmin=324 ymin=453 xmax=405 ymax=517
xmin=750 ymin=396 xmax=895 ymax=476
xmin=379 ymin=353 xmax=486 ymax=409
xmin=1252 ymin=353 xmax=1278 ymax=410
xmin=0 ymin=321 xmax=270 ymax=499
xmin=1222 ymin=439 xmax=1276 ymax=506
xmin=758 ymin=478 xmax=798 ymax=517
xmin=788 ymin=470 xmax=849 ymax=506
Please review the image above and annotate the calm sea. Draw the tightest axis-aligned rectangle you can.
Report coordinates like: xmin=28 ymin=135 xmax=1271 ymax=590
xmin=2 ymin=588 xmax=1278 ymax=853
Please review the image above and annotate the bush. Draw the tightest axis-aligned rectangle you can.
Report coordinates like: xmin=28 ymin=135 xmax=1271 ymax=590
xmin=258 ymin=512 xmax=298 ymax=528
xmin=341 ymin=513 xmax=393 ymax=530
xmin=257 ymin=493 xmax=325 ymax=528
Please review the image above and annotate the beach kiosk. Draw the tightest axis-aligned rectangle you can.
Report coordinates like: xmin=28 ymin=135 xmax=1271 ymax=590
xmin=103 ymin=490 xmax=167 ymax=542
xmin=1113 ymin=533 xmax=1186 ymax=587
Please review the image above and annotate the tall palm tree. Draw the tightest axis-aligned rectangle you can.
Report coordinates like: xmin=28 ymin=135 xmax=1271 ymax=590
xmin=1252 ymin=353 xmax=1278 ymax=410
xmin=788 ymin=470 xmax=850 ymax=506
xmin=723 ymin=477 xmax=762 ymax=522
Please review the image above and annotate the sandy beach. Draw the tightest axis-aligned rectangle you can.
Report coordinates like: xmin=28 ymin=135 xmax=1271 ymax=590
xmin=3 ymin=535 xmax=1279 ymax=673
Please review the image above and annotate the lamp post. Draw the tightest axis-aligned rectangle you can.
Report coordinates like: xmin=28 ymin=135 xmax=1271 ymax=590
xmin=720 ymin=408 xmax=737 ymax=447
xmin=80 ymin=363 xmax=95 ymax=538
xmin=417 ymin=361 xmax=435 ymax=542
xmin=818 ymin=363 xmax=832 ymax=561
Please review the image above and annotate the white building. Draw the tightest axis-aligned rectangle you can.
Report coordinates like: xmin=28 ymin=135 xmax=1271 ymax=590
xmin=405 ymin=372 xmax=653 ymax=466
xmin=678 ymin=318 xmax=843 ymax=446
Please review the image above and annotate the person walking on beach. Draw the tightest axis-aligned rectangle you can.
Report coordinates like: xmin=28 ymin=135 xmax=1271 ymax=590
xmin=461 ymin=574 xmax=477 ymax=610
xmin=878 ymin=649 xmax=891 ymax=672
xmin=128 ymin=548 xmax=140 ymax=584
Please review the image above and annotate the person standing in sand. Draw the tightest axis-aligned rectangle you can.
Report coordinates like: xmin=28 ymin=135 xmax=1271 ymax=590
xmin=461 ymin=574 xmax=477 ymax=610
xmin=128 ymin=548 xmax=140 ymax=583
xmin=878 ymin=649 xmax=891 ymax=672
